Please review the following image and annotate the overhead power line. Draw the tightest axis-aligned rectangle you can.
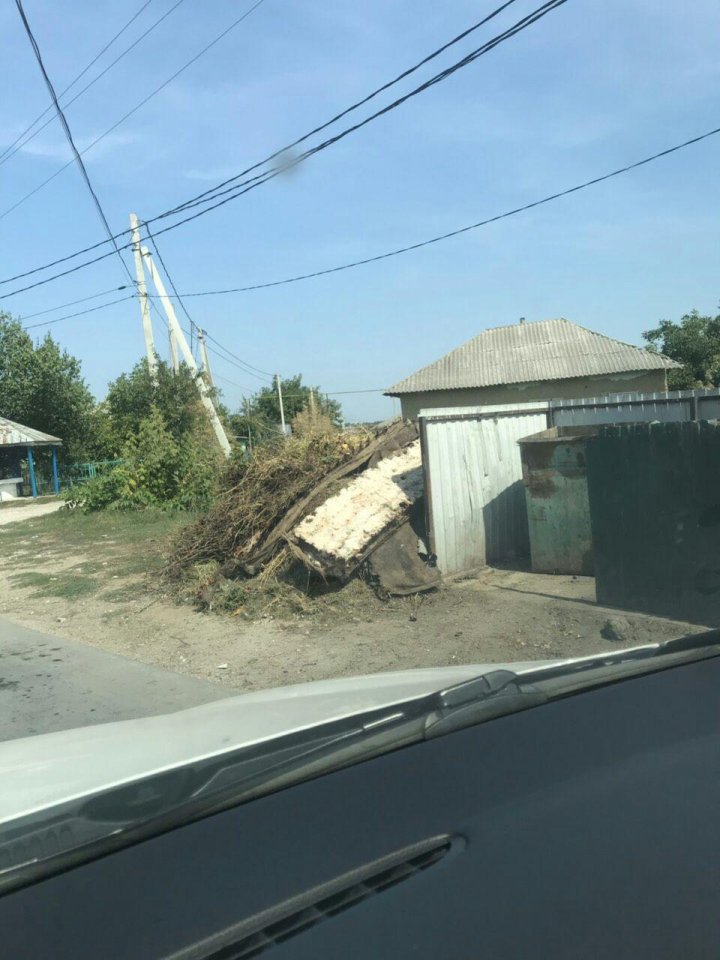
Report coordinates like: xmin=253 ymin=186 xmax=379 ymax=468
xmin=128 ymin=0 xmax=569 ymax=227
xmin=0 ymin=0 xmax=557 ymax=280
xmin=14 ymin=0 xmax=136 ymax=290
xmin=23 ymin=295 xmax=135 ymax=330
xmin=15 ymin=121 xmax=717 ymax=306
xmin=0 ymin=0 xmax=269 ymax=222
xmin=142 ymin=219 xmax=273 ymax=381
xmin=160 ymin=0 xmax=522 ymax=219
xmin=143 ymin=218 xmax=198 ymax=332
xmin=18 ymin=285 xmax=131 ymax=320
xmin=0 ymin=0 xmax=185 ymax=170
xmin=202 ymin=331 xmax=274 ymax=379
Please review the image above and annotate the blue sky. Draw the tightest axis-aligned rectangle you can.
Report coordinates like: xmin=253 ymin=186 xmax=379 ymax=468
xmin=0 ymin=0 xmax=718 ymax=422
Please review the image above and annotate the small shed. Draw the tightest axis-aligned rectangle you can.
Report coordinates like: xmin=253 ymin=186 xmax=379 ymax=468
xmin=518 ymin=426 xmax=598 ymax=576
xmin=0 ymin=417 xmax=62 ymax=499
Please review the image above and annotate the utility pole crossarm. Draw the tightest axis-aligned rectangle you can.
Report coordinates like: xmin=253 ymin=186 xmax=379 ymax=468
xmin=140 ymin=245 xmax=232 ymax=458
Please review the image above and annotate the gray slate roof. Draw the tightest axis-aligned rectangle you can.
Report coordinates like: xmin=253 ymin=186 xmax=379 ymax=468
xmin=387 ymin=318 xmax=681 ymax=395
xmin=0 ymin=417 xmax=62 ymax=447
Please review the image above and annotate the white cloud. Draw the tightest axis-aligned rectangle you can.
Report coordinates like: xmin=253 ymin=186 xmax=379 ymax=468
xmin=18 ymin=130 xmax=138 ymax=163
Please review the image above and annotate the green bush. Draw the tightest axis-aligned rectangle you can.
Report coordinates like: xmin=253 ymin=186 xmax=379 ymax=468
xmin=69 ymin=407 xmax=222 ymax=513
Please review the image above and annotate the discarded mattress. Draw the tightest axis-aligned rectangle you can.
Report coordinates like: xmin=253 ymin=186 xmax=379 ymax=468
xmin=290 ymin=440 xmax=424 ymax=580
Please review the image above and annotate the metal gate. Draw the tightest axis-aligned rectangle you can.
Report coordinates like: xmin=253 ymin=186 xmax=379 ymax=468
xmin=419 ymin=404 xmax=549 ymax=574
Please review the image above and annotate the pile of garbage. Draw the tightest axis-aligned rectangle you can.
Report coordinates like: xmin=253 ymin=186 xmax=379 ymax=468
xmin=169 ymin=419 xmax=440 ymax=600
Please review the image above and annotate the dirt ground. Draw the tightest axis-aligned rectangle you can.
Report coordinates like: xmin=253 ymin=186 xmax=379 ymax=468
xmin=0 ymin=498 xmax=64 ymax=525
xmin=0 ymin=509 xmax=708 ymax=694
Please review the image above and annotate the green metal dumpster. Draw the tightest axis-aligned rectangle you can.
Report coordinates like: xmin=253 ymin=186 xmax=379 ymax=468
xmin=518 ymin=426 xmax=598 ymax=576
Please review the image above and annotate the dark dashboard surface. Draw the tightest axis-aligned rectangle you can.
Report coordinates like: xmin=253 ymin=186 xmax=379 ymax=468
xmin=4 ymin=655 xmax=720 ymax=959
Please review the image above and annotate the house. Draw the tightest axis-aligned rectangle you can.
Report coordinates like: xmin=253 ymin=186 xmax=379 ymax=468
xmin=386 ymin=318 xmax=681 ymax=419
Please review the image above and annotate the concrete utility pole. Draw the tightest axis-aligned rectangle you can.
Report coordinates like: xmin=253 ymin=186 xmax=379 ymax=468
xmin=141 ymin=246 xmax=231 ymax=458
xmin=275 ymin=374 xmax=286 ymax=434
xmin=129 ymin=213 xmax=157 ymax=383
xmin=198 ymin=329 xmax=214 ymax=387
xmin=168 ymin=326 xmax=180 ymax=373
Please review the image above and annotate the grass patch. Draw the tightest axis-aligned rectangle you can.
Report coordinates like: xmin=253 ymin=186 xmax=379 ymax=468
xmin=0 ymin=508 xmax=193 ymax=605
xmin=0 ymin=507 xmax=185 ymax=552
xmin=10 ymin=570 xmax=98 ymax=599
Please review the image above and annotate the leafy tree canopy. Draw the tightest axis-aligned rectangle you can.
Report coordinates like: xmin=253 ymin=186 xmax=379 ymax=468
xmin=103 ymin=357 xmax=206 ymax=453
xmin=0 ymin=313 xmax=96 ymax=462
xmin=230 ymin=374 xmax=342 ymax=442
xmin=644 ymin=308 xmax=720 ymax=390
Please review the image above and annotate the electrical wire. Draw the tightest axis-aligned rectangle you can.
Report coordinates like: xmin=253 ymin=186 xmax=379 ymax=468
xmin=159 ymin=0 xmax=522 ymax=218
xmin=143 ymin=219 xmax=198 ymax=330
xmin=201 ymin=341 xmax=273 ymax=382
xmin=4 ymin=118 xmax=720 ymax=303
xmin=102 ymin=122 xmax=720 ymax=300
xmin=138 ymin=0 xmax=568 ymax=225
xmin=14 ymin=0 xmax=136 ymax=293
xmin=0 ymin=0 xmax=269 ymax=222
xmin=0 ymin=0 xmax=555 ymax=277
xmin=201 ymin=331 xmax=273 ymax=379
xmin=23 ymin=294 xmax=135 ymax=330
xmin=18 ymin=285 xmax=130 ymax=320
xmin=115 ymin=0 xmax=571 ymax=223
xmin=0 ymin=0 xmax=184 ymax=170
xmin=142 ymin=218 xmax=273 ymax=381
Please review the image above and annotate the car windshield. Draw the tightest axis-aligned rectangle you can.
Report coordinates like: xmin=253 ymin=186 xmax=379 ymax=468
xmin=0 ymin=0 xmax=718 ymax=895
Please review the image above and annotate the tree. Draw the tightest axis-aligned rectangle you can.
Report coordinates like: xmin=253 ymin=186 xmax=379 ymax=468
xmin=643 ymin=308 xmax=720 ymax=389
xmin=242 ymin=374 xmax=342 ymax=432
xmin=0 ymin=313 xmax=97 ymax=462
xmin=104 ymin=357 xmax=206 ymax=452
xmin=71 ymin=406 xmax=223 ymax=512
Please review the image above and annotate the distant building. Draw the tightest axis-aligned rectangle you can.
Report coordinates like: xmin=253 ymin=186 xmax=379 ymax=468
xmin=386 ymin=318 xmax=681 ymax=419
xmin=0 ymin=417 xmax=62 ymax=499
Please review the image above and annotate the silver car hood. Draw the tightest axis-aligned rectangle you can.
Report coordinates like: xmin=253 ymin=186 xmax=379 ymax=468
xmin=0 ymin=660 xmax=556 ymax=825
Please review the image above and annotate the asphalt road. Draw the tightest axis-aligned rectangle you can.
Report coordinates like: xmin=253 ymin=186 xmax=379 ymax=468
xmin=0 ymin=618 xmax=233 ymax=741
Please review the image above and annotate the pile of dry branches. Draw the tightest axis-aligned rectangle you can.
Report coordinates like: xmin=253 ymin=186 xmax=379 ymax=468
xmin=167 ymin=430 xmax=372 ymax=579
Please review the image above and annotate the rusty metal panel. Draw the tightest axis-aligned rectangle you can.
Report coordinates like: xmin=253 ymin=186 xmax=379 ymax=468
xmin=519 ymin=428 xmax=595 ymax=576
xmin=421 ymin=406 xmax=548 ymax=575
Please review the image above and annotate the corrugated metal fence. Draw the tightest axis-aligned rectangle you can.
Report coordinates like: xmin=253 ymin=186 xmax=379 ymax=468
xmin=419 ymin=388 xmax=720 ymax=575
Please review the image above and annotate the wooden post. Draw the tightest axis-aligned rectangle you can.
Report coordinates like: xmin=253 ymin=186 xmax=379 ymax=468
xmin=51 ymin=446 xmax=60 ymax=494
xmin=27 ymin=446 xmax=38 ymax=498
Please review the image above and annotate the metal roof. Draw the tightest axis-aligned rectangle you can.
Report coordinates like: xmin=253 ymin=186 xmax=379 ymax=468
xmin=0 ymin=417 xmax=62 ymax=447
xmin=387 ymin=318 xmax=681 ymax=395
